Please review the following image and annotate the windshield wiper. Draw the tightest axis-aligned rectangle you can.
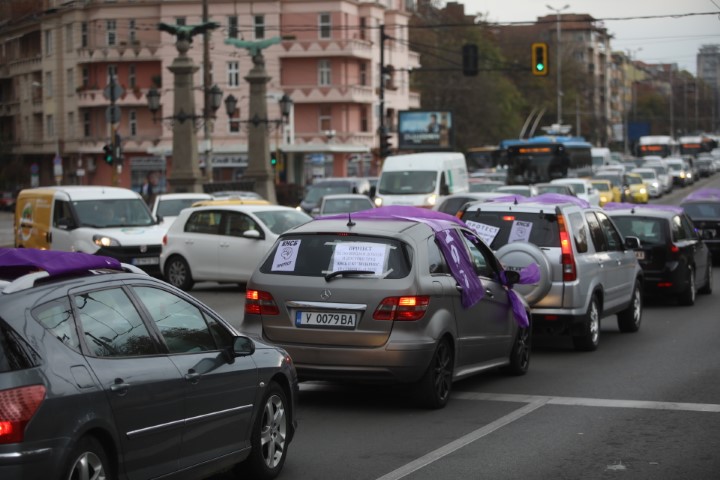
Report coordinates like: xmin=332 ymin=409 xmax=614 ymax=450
xmin=324 ymin=270 xmax=375 ymax=282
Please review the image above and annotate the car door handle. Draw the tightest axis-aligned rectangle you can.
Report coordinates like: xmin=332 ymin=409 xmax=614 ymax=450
xmin=110 ymin=378 xmax=130 ymax=395
xmin=184 ymin=370 xmax=201 ymax=383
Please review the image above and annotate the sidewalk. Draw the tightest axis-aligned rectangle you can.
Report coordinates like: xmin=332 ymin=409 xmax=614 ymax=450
xmin=1 ymin=211 xmax=14 ymax=247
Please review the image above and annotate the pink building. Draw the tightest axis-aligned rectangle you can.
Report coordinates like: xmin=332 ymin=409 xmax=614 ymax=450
xmin=0 ymin=0 xmax=420 ymax=199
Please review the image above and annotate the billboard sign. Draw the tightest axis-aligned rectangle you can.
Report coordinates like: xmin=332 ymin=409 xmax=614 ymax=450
xmin=398 ymin=111 xmax=453 ymax=151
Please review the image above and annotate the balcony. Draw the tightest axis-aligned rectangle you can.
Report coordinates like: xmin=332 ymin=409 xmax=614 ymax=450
xmin=282 ymin=38 xmax=373 ymax=59
xmin=285 ymin=85 xmax=374 ymax=104
xmin=76 ymin=86 xmax=152 ymax=108
xmin=76 ymin=41 xmax=163 ymax=63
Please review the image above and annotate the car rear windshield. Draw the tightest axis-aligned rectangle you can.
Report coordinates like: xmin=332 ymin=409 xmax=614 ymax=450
xmin=682 ymin=202 xmax=720 ymax=218
xmin=0 ymin=320 xmax=41 ymax=373
xmin=259 ymin=234 xmax=411 ymax=279
xmin=461 ymin=211 xmax=560 ymax=249
xmin=610 ymin=216 xmax=667 ymax=246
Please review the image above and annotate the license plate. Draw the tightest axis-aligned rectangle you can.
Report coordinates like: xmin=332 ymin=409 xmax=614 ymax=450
xmin=132 ymin=256 xmax=159 ymax=266
xmin=635 ymin=251 xmax=645 ymax=260
xmin=295 ymin=311 xmax=357 ymax=329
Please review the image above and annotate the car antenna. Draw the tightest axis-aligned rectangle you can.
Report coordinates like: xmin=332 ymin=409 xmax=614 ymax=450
xmin=347 ymin=213 xmax=356 ymax=227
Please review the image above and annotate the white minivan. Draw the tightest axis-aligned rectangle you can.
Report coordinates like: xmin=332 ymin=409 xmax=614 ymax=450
xmin=374 ymin=152 xmax=469 ymax=208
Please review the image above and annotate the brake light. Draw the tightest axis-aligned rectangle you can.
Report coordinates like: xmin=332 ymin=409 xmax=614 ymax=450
xmin=670 ymin=245 xmax=680 ymax=254
xmin=245 ymin=290 xmax=279 ymax=315
xmin=0 ymin=385 xmax=46 ymax=444
xmin=373 ymin=296 xmax=429 ymax=321
xmin=502 ymin=215 xmax=516 ymax=221
xmin=162 ymin=234 xmax=168 ymax=246
xmin=557 ymin=214 xmax=577 ymax=281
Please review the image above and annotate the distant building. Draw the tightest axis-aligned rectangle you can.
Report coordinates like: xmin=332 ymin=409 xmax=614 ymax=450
xmin=697 ymin=44 xmax=720 ymax=132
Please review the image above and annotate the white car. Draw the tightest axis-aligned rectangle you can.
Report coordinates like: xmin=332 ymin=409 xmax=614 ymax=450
xmin=151 ymin=192 xmax=213 ymax=226
xmin=549 ymin=178 xmax=601 ymax=206
xmin=641 ymin=160 xmax=673 ymax=194
xmin=495 ymin=185 xmax=538 ymax=197
xmin=631 ymin=168 xmax=662 ymax=198
xmin=312 ymin=193 xmax=375 ymax=217
xmin=161 ymin=204 xmax=312 ymax=290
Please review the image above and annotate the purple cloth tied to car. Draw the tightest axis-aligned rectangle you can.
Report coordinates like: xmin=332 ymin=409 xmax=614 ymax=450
xmin=682 ymin=188 xmax=720 ymax=203
xmin=488 ymin=193 xmax=591 ymax=209
xmin=0 ymin=248 xmax=121 ymax=279
xmin=317 ymin=206 xmax=538 ymax=328
xmin=603 ymin=202 xmax=684 ymax=214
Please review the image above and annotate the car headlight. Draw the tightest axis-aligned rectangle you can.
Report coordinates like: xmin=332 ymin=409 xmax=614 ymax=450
xmin=652 ymin=181 xmax=659 ymax=188
xmin=374 ymin=197 xmax=383 ymax=207
xmin=640 ymin=188 xmax=647 ymax=194
xmin=93 ymin=234 xmax=121 ymax=247
xmin=680 ymin=172 xmax=686 ymax=178
xmin=426 ymin=194 xmax=438 ymax=207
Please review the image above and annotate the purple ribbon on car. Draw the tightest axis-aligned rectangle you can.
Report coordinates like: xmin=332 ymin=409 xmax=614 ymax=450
xmin=603 ymin=202 xmax=684 ymax=214
xmin=0 ymin=248 xmax=121 ymax=278
xmin=488 ymin=193 xmax=591 ymax=209
xmin=317 ymin=206 xmax=538 ymax=328
xmin=681 ymin=188 xmax=720 ymax=203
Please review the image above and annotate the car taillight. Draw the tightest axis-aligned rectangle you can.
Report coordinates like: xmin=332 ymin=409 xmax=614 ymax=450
xmin=162 ymin=234 xmax=168 ymax=246
xmin=245 ymin=290 xmax=279 ymax=315
xmin=373 ymin=296 xmax=429 ymax=321
xmin=0 ymin=385 xmax=46 ymax=444
xmin=557 ymin=214 xmax=577 ymax=282
xmin=670 ymin=244 xmax=680 ymax=254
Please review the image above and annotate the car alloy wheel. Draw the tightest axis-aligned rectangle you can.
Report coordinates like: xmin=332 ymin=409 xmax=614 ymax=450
xmin=66 ymin=437 xmax=110 ymax=480
xmin=617 ymin=281 xmax=642 ymax=333
xmin=573 ymin=296 xmax=600 ymax=351
xmin=416 ymin=338 xmax=453 ymax=409
xmin=166 ymin=256 xmax=194 ymax=291
xmin=260 ymin=392 xmax=288 ymax=469
xmin=679 ymin=266 xmax=696 ymax=306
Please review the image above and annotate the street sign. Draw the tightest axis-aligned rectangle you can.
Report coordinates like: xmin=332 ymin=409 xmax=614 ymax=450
xmin=103 ymin=82 xmax=124 ymax=101
xmin=106 ymin=105 xmax=121 ymax=123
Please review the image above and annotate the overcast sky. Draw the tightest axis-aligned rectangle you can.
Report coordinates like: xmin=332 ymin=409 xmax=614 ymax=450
xmin=462 ymin=0 xmax=720 ymax=75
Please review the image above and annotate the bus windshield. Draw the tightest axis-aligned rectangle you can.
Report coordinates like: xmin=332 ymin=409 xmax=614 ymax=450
xmin=503 ymin=137 xmax=591 ymax=185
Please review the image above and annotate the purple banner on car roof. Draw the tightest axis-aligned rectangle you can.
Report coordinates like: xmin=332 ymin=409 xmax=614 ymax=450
xmin=0 ymin=248 xmax=121 ymax=278
xmin=488 ymin=193 xmax=590 ymax=209
xmin=681 ymin=188 xmax=720 ymax=203
xmin=603 ymin=202 xmax=684 ymax=214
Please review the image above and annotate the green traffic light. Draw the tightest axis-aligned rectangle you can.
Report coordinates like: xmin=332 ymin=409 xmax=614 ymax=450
xmin=536 ymin=63 xmax=545 ymax=71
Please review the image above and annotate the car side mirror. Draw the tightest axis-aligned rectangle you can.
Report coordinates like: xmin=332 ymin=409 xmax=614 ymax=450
xmin=243 ymin=229 xmax=262 ymax=239
xmin=624 ymin=236 xmax=641 ymax=249
xmin=232 ymin=336 xmax=255 ymax=357
xmin=440 ymin=184 xmax=450 ymax=196
xmin=56 ymin=217 xmax=76 ymax=230
xmin=156 ymin=214 xmax=163 ymax=225
xmin=503 ymin=270 xmax=521 ymax=285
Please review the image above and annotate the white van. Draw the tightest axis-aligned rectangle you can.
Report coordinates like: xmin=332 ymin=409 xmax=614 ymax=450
xmin=374 ymin=152 xmax=469 ymax=208
xmin=591 ymin=147 xmax=612 ymax=171
xmin=14 ymin=186 xmax=166 ymax=274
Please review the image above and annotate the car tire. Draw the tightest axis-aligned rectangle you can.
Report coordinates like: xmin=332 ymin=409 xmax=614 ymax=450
xmin=165 ymin=255 xmax=195 ymax=291
xmin=415 ymin=338 xmax=453 ymax=409
xmin=699 ymin=261 xmax=713 ymax=295
xmin=64 ymin=436 xmax=113 ymax=480
xmin=679 ymin=266 xmax=696 ymax=306
xmin=572 ymin=295 xmax=600 ymax=352
xmin=495 ymin=242 xmax=552 ymax=306
xmin=236 ymin=381 xmax=290 ymax=480
xmin=502 ymin=318 xmax=532 ymax=376
xmin=617 ymin=280 xmax=642 ymax=333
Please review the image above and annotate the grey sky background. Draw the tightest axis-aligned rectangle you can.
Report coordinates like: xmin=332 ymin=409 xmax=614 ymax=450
xmin=463 ymin=0 xmax=720 ymax=75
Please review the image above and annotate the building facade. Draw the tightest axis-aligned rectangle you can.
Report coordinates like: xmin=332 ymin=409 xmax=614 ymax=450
xmin=0 ymin=0 xmax=420 ymax=198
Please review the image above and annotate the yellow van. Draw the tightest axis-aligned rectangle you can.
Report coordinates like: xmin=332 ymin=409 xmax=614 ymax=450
xmin=14 ymin=186 xmax=165 ymax=274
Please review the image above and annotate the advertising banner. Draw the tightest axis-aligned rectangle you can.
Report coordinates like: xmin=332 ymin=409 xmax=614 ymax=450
xmin=398 ymin=111 xmax=453 ymax=150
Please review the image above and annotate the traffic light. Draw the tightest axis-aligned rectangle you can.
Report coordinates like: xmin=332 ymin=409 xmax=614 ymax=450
xmin=379 ymin=127 xmax=393 ymax=158
xmin=270 ymin=152 xmax=277 ymax=167
xmin=462 ymin=44 xmax=479 ymax=76
xmin=102 ymin=144 xmax=113 ymax=165
xmin=532 ymin=42 xmax=548 ymax=76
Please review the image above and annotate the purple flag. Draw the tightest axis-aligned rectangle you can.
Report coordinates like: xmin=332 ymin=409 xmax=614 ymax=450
xmin=0 ymin=248 xmax=121 ymax=279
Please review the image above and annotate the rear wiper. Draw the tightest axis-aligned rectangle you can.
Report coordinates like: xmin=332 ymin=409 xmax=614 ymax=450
xmin=324 ymin=270 xmax=375 ymax=282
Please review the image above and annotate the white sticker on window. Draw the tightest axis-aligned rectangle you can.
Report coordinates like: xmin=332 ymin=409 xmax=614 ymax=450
xmin=465 ymin=220 xmax=500 ymax=246
xmin=508 ymin=220 xmax=533 ymax=243
xmin=332 ymin=242 xmax=387 ymax=275
xmin=271 ymin=239 xmax=301 ymax=271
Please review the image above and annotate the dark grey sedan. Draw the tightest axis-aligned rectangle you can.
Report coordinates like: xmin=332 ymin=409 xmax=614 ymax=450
xmin=0 ymin=248 xmax=297 ymax=480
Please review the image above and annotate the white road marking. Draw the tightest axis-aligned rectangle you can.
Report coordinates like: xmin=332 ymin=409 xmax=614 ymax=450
xmin=374 ymin=391 xmax=720 ymax=480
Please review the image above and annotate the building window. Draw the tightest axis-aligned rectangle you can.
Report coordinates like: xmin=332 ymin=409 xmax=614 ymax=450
xmin=83 ymin=111 xmax=91 ymax=137
xmin=82 ymin=66 xmax=89 ymax=88
xmin=359 ymin=17 xmax=366 ymax=40
xmin=107 ymin=20 xmax=117 ymax=46
xmin=66 ymin=68 xmax=74 ymax=95
xmin=228 ymin=61 xmax=240 ymax=87
xmin=45 ymin=72 xmax=53 ymax=98
xmin=319 ymin=106 xmax=331 ymax=131
xmin=108 ymin=65 xmax=118 ymax=82
xmin=81 ymin=22 xmax=88 ymax=48
xmin=176 ymin=17 xmax=186 ymax=26
xmin=228 ymin=16 xmax=238 ymax=39
xmin=229 ymin=108 xmax=240 ymax=133
xmin=318 ymin=59 xmax=331 ymax=86
xmin=319 ymin=13 xmax=331 ymax=39
xmin=129 ymin=64 xmax=136 ymax=88
xmin=359 ymin=62 xmax=367 ymax=86
xmin=45 ymin=30 xmax=53 ymax=55
xmin=360 ymin=107 xmax=368 ymax=132
xmin=129 ymin=110 xmax=137 ymax=136
xmin=67 ymin=112 xmax=74 ymax=139
xmin=254 ymin=15 xmax=265 ymax=40
xmin=129 ymin=19 xmax=137 ymax=43
xmin=65 ymin=24 xmax=73 ymax=52
xmin=46 ymin=114 xmax=54 ymax=137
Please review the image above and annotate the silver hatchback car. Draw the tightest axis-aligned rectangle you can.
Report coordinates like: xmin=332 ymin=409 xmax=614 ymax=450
xmin=242 ymin=207 xmax=533 ymax=409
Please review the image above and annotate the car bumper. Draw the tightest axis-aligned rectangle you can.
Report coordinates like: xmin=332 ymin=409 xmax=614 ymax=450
xmin=639 ymin=264 xmax=689 ymax=295
xmin=528 ymin=311 xmax=589 ymax=337
xmin=0 ymin=438 xmax=69 ymax=480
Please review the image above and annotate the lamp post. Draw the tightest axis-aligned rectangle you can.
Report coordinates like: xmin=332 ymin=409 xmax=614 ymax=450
xmin=547 ymin=4 xmax=569 ymax=126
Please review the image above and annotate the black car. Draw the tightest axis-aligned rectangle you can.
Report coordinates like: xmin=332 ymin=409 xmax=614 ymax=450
xmin=0 ymin=248 xmax=297 ymax=480
xmin=605 ymin=203 xmax=713 ymax=305
xmin=681 ymin=188 xmax=720 ymax=262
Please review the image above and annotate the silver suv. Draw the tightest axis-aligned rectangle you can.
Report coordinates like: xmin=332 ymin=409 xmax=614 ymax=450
xmin=460 ymin=194 xmax=643 ymax=351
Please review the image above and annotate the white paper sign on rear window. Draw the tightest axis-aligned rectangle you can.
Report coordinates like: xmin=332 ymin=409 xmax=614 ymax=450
xmin=508 ymin=220 xmax=533 ymax=243
xmin=332 ymin=242 xmax=387 ymax=275
xmin=271 ymin=239 xmax=301 ymax=271
xmin=465 ymin=220 xmax=500 ymax=246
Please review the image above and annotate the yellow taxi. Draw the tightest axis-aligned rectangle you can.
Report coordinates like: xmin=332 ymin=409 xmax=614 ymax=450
xmin=589 ymin=179 xmax=616 ymax=206
xmin=624 ymin=172 xmax=649 ymax=204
